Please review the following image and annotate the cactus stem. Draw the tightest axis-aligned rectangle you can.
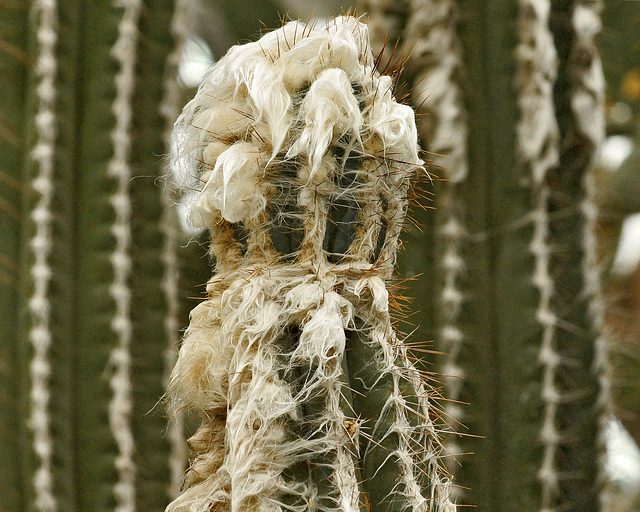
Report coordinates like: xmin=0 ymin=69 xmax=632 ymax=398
xmin=548 ymin=1 xmax=604 ymax=508
xmin=159 ymin=0 xmax=190 ymax=498
xmin=28 ymin=1 xmax=58 ymax=510
xmin=166 ymin=17 xmax=454 ymax=512
xmin=514 ymin=0 xmax=561 ymax=508
xmin=107 ymin=1 xmax=143 ymax=510
xmin=402 ymin=0 xmax=469 ymax=499
xmin=568 ymin=1 xmax=609 ymax=507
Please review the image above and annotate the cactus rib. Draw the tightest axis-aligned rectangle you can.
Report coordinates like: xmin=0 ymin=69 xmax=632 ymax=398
xmin=106 ymin=0 xmax=143 ymax=509
xmin=159 ymin=0 xmax=190 ymax=499
xmin=27 ymin=1 xmax=59 ymax=510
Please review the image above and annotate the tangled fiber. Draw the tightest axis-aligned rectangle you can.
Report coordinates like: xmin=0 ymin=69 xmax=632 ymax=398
xmin=167 ymin=16 xmax=455 ymax=512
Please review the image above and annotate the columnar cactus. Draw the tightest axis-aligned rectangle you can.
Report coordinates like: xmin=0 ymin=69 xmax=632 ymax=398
xmin=166 ymin=16 xmax=455 ymax=512
xmin=0 ymin=1 xmax=202 ymax=511
xmin=360 ymin=0 xmax=608 ymax=510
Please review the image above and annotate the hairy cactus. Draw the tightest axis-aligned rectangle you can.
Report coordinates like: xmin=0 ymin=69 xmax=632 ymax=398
xmin=360 ymin=0 xmax=609 ymax=510
xmin=166 ymin=16 xmax=454 ymax=512
xmin=0 ymin=1 xmax=205 ymax=511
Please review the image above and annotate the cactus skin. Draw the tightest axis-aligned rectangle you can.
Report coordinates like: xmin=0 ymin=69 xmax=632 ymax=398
xmin=0 ymin=2 xmax=30 ymax=510
xmin=166 ymin=16 xmax=454 ymax=512
xmin=360 ymin=0 xmax=607 ymax=510
xmin=0 ymin=1 xmax=201 ymax=511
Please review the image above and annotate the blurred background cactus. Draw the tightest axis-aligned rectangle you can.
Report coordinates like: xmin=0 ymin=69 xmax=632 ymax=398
xmin=0 ymin=1 xmax=210 ymax=510
xmin=359 ymin=0 xmax=638 ymax=510
xmin=2 ymin=0 xmax=640 ymax=511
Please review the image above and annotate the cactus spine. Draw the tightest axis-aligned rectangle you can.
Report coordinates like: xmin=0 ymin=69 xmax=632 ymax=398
xmin=166 ymin=16 xmax=454 ymax=512
xmin=360 ymin=0 xmax=608 ymax=510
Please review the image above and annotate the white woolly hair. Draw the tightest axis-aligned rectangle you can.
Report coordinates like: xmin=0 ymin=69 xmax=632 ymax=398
xmin=167 ymin=16 xmax=454 ymax=512
xmin=171 ymin=15 xmax=420 ymax=231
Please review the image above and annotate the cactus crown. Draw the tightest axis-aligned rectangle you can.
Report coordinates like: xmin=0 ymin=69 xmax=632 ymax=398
xmin=171 ymin=15 xmax=422 ymax=273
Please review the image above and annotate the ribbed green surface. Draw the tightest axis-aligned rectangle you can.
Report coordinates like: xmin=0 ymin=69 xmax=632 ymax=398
xmin=346 ymin=321 xmax=423 ymax=512
xmin=347 ymin=325 xmax=404 ymax=512
xmin=0 ymin=1 xmax=184 ymax=509
xmin=129 ymin=1 xmax=175 ymax=508
xmin=549 ymin=2 xmax=599 ymax=508
xmin=453 ymin=2 xmax=542 ymax=508
xmin=48 ymin=1 xmax=83 ymax=509
xmin=338 ymin=346 xmax=368 ymax=512
xmin=279 ymin=325 xmax=365 ymax=510
xmin=0 ymin=2 xmax=29 ymax=510
xmin=17 ymin=13 xmax=38 ymax=512
xmin=73 ymin=2 xmax=120 ymax=508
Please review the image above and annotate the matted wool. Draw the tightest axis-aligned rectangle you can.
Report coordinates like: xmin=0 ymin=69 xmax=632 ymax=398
xmin=167 ymin=16 xmax=454 ymax=512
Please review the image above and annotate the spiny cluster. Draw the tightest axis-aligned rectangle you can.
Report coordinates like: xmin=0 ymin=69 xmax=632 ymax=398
xmin=167 ymin=16 xmax=455 ymax=512
xmin=171 ymin=15 xmax=422 ymax=271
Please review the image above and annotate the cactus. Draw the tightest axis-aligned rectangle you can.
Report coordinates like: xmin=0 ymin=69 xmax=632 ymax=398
xmin=599 ymin=0 xmax=640 ymax=452
xmin=359 ymin=0 xmax=609 ymax=510
xmin=0 ymin=1 xmax=208 ymax=510
xmin=166 ymin=16 xmax=455 ymax=512
xmin=1 ymin=1 xmax=613 ymax=511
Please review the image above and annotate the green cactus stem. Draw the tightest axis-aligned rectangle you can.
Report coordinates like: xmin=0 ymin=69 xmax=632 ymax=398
xmin=0 ymin=1 xmax=200 ymax=510
xmin=360 ymin=0 xmax=608 ymax=510
xmin=0 ymin=1 xmax=30 ymax=510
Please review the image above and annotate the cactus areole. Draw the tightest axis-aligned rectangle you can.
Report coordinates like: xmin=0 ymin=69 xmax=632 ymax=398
xmin=167 ymin=16 xmax=455 ymax=512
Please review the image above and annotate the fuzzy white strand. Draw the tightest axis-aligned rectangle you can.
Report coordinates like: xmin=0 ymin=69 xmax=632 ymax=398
xmin=159 ymin=0 xmax=190 ymax=498
xmin=403 ymin=0 xmax=469 ymax=497
xmin=107 ymin=1 xmax=143 ymax=510
xmin=570 ymin=1 xmax=608 ymax=509
xmin=514 ymin=1 xmax=562 ymax=508
xmin=28 ymin=1 xmax=59 ymax=510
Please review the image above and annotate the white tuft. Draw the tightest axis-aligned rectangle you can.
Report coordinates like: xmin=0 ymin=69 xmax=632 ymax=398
xmin=194 ymin=142 xmax=265 ymax=225
xmin=29 ymin=1 xmax=58 ymax=510
xmin=287 ymin=68 xmax=363 ymax=177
